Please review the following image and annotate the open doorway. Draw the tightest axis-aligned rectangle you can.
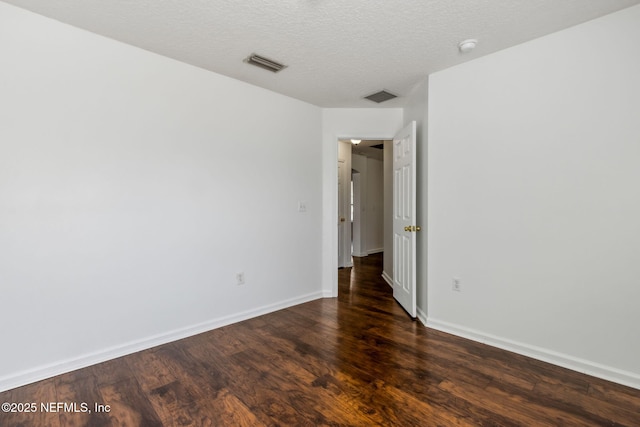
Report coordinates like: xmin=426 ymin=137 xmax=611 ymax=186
xmin=337 ymin=139 xmax=389 ymax=275
xmin=332 ymin=121 xmax=418 ymax=319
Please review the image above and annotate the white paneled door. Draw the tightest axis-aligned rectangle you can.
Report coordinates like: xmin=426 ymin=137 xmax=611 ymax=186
xmin=392 ymin=121 xmax=417 ymax=318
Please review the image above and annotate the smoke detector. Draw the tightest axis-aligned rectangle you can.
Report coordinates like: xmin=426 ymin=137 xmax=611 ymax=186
xmin=458 ymin=39 xmax=478 ymax=53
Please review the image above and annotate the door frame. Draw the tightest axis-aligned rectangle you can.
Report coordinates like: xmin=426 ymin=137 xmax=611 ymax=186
xmin=322 ymin=104 xmax=404 ymax=299
xmin=332 ymin=135 xmax=394 ymax=296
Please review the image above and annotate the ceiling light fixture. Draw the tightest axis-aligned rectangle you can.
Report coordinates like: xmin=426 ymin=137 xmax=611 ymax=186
xmin=458 ymin=39 xmax=478 ymax=53
xmin=351 ymin=139 xmax=361 ymax=145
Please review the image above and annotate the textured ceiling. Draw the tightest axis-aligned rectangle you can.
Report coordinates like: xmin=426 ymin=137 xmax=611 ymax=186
xmin=4 ymin=0 xmax=639 ymax=107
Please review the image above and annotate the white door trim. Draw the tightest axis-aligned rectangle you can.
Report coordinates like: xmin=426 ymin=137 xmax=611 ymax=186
xmin=329 ymin=134 xmax=396 ymax=297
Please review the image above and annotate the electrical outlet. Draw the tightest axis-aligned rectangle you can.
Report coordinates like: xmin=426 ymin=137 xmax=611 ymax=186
xmin=298 ymin=201 xmax=307 ymax=213
xmin=452 ymin=277 xmax=461 ymax=292
xmin=236 ymin=272 xmax=245 ymax=286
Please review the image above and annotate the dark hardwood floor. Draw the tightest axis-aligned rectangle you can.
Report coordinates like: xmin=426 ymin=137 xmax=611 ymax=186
xmin=2 ymin=253 xmax=639 ymax=426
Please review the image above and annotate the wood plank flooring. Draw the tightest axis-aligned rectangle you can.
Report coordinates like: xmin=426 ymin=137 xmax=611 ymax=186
xmin=1 ymin=253 xmax=639 ymax=426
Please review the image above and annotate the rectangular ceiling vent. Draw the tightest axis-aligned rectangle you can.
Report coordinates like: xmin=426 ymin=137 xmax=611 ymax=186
xmin=244 ymin=53 xmax=287 ymax=73
xmin=364 ymin=90 xmax=398 ymax=103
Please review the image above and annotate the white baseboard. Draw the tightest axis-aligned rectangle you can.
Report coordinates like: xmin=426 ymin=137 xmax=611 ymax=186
xmin=426 ymin=318 xmax=640 ymax=391
xmin=352 ymin=248 xmax=383 ymax=257
xmin=0 ymin=291 xmax=325 ymax=393
xmin=381 ymin=271 xmax=393 ymax=288
xmin=322 ymin=289 xmax=336 ymax=298
xmin=416 ymin=306 xmax=428 ymax=327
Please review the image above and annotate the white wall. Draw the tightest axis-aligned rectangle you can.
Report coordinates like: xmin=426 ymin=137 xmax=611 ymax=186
xmin=351 ymin=154 xmax=367 ymax=257
xmin=0 ymin=3 xmax=323 ymax=391
xmin=403 ymin=78 xmax=429 ymax=320
xmin=427 ymin=4 xmax=640 ymax=388
xmin=351 ymin=154 xmax=384 ymax=257
xmin=365 ymin=157 xmax=384 ymax=253
xmin=321 ymin=109 xmax=404 ymax=296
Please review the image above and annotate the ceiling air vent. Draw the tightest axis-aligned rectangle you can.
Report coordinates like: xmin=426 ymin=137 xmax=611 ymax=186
xmin=244 ymin=53 xmax=287 ymax=73
xmin=364 ymin=90 xmax=398 ymax=103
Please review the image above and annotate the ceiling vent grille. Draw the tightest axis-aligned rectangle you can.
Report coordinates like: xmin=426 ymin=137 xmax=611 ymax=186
xmin=364 ymin=90 xmax=398 ymax=103
xmin=244 ymin=53 xmax=287 ymax=73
